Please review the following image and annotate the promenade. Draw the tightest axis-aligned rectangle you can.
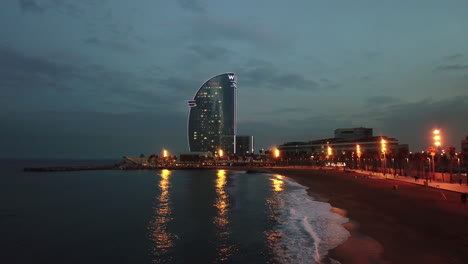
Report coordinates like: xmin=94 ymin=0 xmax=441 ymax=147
xmin=349 ymin=169 xmax=468 ymax=194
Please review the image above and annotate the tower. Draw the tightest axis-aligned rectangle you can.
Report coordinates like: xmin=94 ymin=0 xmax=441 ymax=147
xmin=187 ymin=73 xmax=237 ymax=154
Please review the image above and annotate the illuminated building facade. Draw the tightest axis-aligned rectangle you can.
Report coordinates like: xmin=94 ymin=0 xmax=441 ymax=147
xmin=188 ymin=73 xmax=237 ymax=154
xmin=278 ymin=128 xmax=401 ymax=155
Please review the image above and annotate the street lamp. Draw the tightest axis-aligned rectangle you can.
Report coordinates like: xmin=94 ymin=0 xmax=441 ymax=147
xmin=430 ymin=129 xmax=441 ymax=179
xmin=273 ymin=148 xmax=280 ymax=166
xmin=327 ymin=144 xmax=333 ymax=166
xmin=356 ymin=144 xmax=362 ymax=169
xmin=433 ymin=129 xmax=441 ymax=147
xmin=381 ymin=138 xmax=387 ymax=177
xmin=274 ymin=148 xmax=280 ymax=158
xmin=219 ymin=149 xmax=224 ymax=159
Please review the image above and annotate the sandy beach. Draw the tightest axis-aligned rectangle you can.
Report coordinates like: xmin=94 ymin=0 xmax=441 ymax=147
xmin=272 ymin=168 xmax=468 ymax=264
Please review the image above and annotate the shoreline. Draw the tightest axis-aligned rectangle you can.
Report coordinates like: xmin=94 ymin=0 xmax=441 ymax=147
xmin=272 ymin=168 xmax=468 ymax=264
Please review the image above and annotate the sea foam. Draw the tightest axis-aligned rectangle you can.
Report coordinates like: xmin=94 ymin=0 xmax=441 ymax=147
xmin=269 ymin=175 xmax=350 ymax=264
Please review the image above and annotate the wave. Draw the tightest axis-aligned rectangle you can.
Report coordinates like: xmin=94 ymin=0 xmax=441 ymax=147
xmin=270 ymin=175 xmax=350 ymax=264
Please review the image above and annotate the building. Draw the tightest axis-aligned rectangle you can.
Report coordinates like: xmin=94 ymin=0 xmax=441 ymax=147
xmin=278 ymin=128 xmax=402 ymax=156
xmin=188 ymin=73 xmax=237 ymax=154
xmin=236 ymin=135 xmax=254 ymax=155
xmin=334 ymin=127 xmax=373 ymax=140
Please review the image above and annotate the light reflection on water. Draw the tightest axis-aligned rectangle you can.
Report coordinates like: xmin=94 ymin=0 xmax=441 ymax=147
xmin=149 ymin=169 xmax=176 ymax=263
xmin=265 ymin=174 xmax=285 ymax=262
xmin=214 ymin=170 xmax=236 ymax=262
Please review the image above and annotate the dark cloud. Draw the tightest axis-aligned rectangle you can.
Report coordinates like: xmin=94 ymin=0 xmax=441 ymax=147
xmin=157 ymin=76 xmax=201 ymax=97
xmin=18 ymin=0 xmax=43 ymax=13
xmin=83 ymin=37 xmax=100 ymax=45
xmin=188 ymin=15 xmax=288 ymax=49
xmin=270 ymin=73 xmax=319 ymax=90
xmin=82 ymin=37 xmax=137 ymax=53
xmin=0 ymin=46 xmax=181 ymax=112
xmin=237 ymin=59 xmax=332 ymax=91
xmin=0 ymin=46 xmax=75 ymax=92
xmin=436 ymin=64 xmax=468 ymax=71
xmin=364 ymin=95 xmax=401 ymax=106
xmin=443 ymin=53 xmax=463 ymax=61
xmin=177 ymin=0 xmax=206 ymax=13
xmin=363 ymin=51 xmax=381 ymax=60
xmin=188 ymin=44 xmax=231 ymax=60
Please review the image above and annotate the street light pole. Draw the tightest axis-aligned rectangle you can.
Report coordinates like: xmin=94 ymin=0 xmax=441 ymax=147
xmin=432 ymin=129 xmax=441 ymax=181
xmin=381 ymin=139 xmax=387 ymax=178
xmin=356 ymin=144 xmax=361 ymax=170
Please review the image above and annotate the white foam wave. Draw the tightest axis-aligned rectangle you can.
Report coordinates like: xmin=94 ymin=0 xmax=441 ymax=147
xmin=271 ymin=176 xmax=350 ymax=264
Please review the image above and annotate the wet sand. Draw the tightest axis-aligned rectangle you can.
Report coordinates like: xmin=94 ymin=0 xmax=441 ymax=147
xmin=272 ymin=168 xmax=468 ymax=264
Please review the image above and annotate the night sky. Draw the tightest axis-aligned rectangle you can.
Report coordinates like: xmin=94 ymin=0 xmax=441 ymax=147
xmin=1 ymin=0 xmax=467 ymax=158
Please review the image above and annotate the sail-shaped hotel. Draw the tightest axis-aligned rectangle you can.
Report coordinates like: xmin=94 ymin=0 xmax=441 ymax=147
xmin=187 ymin=73 xmax=238 ymax=154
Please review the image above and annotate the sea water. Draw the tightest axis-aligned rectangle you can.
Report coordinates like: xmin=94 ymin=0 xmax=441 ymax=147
xmin=0 ymin=160 xmax=349 ymax=263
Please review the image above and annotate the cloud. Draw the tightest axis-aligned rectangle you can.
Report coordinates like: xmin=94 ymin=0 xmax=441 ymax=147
xmin=436 ymin=64 xmax=468 ymax=71
xmin=237 ymin=59 xmax=333 ymax=91
xmin=443 ymin=53 xmax=463 ymax=61
xmin=187 ymin=15 xmax=289 ymax=49
xmin=0 ymin=46 xmax=182 ymax=112
xmin=0 ymin=46 xmax=75 ymax=92
xmin=363 ymin=51 xmax=381 ymax=60
xmin=82 ymin=37 xmax=137 ymax=53
xmin=177 ymin=0 xmax=206 ymax=13
xmin=18 ymin=0 xmax=43 ymax=13
xmin=364 ymin=95 xmax=401 ymax=106
xmin=83 ymin=37 xmax=100 ymax=45
xmin=188 ymin=44 xmax=231 ymax=60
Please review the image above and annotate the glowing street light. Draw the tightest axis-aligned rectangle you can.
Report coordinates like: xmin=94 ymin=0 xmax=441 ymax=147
xmin=381 ymin=139 xmax=387 ymax=177
xmin=218 ymin=149 xmax=224 ymax=158
xmin=433 ymin=129 xmax=441 ymax=147
xmin=274 ymin=148 xmax=280 ymax=158
xmin=163 ymin=149 xmax=168 ymax=158
xmin=429 ymin=129 xmax=442 ymax=179
xmin=356 ymin=144 xmax=362 ymax=169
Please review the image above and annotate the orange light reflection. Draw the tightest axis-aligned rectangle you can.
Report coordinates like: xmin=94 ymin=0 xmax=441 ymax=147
xmin=149 ymin=169 xmax=175 ymax=260
xmin=270 ymin=178 xmax=284 ymax=192
xmin=213 ymin=170 xmax=236 ymax=261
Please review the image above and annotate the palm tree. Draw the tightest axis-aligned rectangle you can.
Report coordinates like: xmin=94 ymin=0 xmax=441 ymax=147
xmin=397 ymin=147 xmax=409 ymax=176
xmin=447 ymin=146 xmax=456 ymax=183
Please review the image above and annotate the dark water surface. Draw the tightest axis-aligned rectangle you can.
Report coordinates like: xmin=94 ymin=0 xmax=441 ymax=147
xmin=0 ymin=159 xmax=349 ymax=264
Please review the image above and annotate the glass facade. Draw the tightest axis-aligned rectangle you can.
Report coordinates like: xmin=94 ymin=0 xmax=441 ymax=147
xmin=188 ymin=73 xmax=237 ymax=153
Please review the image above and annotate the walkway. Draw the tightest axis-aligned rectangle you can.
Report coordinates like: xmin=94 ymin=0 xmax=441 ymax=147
xmin=350 ymin=169 xmax=468 ymax=194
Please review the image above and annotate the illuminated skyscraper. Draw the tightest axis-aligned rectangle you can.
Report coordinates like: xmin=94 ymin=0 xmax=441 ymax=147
xmin=188 ymin=73 xmax=237 ymax=154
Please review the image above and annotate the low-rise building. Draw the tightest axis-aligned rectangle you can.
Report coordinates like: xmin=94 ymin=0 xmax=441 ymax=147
xmin=278 ymin=128 xmax=404 ymax=157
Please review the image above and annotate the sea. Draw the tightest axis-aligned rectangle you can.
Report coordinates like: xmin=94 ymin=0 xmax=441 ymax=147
xmin=0 ymin=159 xmax=350 ymax=264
